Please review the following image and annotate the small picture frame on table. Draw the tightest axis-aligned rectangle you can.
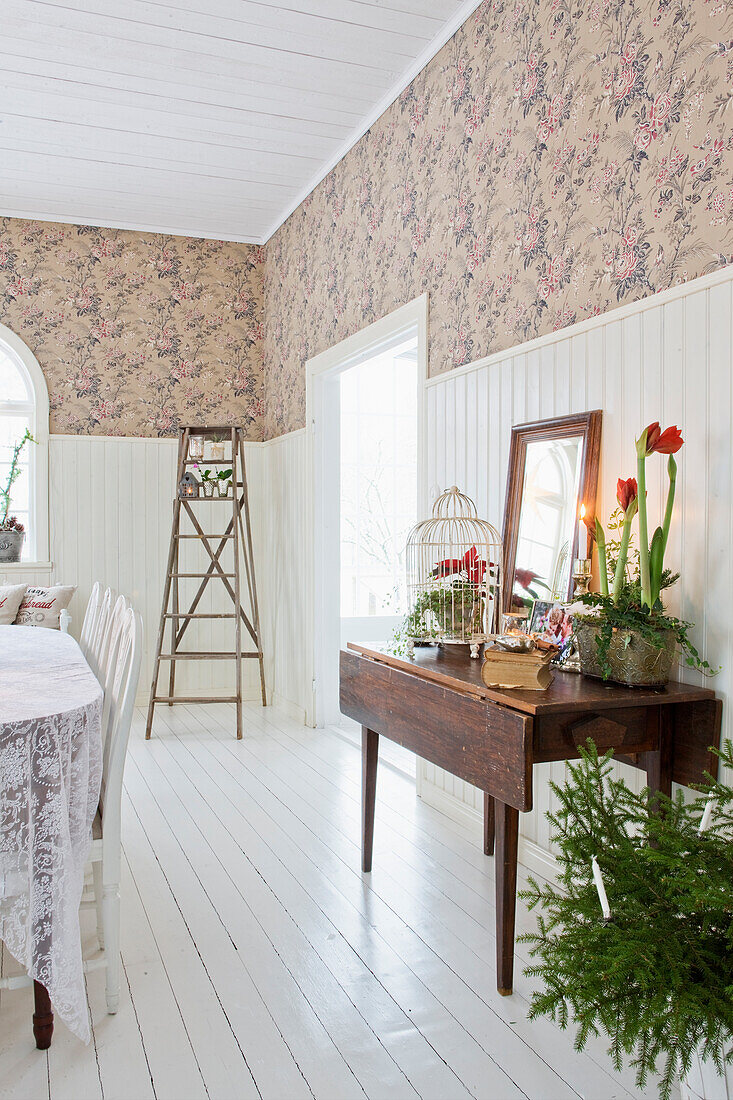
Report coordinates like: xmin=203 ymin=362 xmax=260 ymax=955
xmin=528 ymin=600 xmax=575 ymax=663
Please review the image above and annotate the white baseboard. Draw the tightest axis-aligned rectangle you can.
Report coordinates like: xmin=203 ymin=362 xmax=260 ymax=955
xmin=271 ymin=690 xmax=308 ymax=725
xmin=418 ymin=778 xmax=559 ymax=884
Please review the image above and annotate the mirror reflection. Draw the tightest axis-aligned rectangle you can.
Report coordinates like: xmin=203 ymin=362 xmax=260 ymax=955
xmin=511 ymin=436 xmax=583 ymax=610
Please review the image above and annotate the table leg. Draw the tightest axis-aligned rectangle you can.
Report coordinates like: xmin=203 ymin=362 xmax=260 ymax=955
xmin=361 ymin=727 xmax=379 ymax=873
xmin=495 ymin=801 xmax=519 ymax=996
xmin=33 ymin=981 xmax=53 ymax=1050
xmin=641 ymin=706 xmax=673 ymax=811
xmin=483 ymin=792 xmax=495 ymax=856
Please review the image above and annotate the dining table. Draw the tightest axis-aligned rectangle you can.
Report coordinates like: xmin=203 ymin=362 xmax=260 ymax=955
xmin=0 ymin=625 xmax=103 ymax=1046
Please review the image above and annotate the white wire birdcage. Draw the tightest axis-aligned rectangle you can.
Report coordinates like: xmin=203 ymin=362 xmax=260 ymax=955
xmin=405 ymin=486 xmax=503 ymax=656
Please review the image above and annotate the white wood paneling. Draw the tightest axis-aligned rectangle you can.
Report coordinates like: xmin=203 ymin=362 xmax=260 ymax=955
xmin=255 ymin=428 xmax=312 ymax=722
xmin=2 ymin=0 xmax=478 ymax=243
xmin=421 ymin=268 xmax=733 ymax=871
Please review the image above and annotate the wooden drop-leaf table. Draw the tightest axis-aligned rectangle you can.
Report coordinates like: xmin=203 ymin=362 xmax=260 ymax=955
xmin=339 ymin=643 xmax=722 ymax=996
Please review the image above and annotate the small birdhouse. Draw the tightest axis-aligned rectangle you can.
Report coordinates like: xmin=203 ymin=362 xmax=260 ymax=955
xmin=178 ymin=471 xmax=199 ymax=499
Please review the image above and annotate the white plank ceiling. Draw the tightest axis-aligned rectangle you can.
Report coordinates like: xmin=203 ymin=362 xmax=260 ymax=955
xmin=1 ymin=0 xmax=480 ymax=243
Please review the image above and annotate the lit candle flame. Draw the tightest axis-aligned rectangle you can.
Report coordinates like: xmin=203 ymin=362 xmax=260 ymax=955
xmin=579 ymin=503 xmax=586 ymax=522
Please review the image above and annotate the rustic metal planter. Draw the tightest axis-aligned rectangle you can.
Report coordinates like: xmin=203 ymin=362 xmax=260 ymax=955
xmin=574 ymin=619 xmax=676 ymax=688
xmin=0 ymin=529 xmax=24 ymax=563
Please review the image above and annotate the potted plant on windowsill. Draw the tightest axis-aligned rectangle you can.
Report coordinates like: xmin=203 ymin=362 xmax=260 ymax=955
xmin=0 ymin=429 xmax=35 ymax=563
xmin=521 ymin=740 xmax=733 ymax=1100
xmin=574 ymin=422 xmax=714 ymax=686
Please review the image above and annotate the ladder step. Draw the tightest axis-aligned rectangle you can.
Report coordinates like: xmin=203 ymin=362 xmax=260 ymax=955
xmin=175 ymin=533 xmax=234 ymax=540
xmin=184 ymin=459 xmax=232 ymax=465
xmin=163 ymin=613 xmax=236 ymax=619
xmin=170 ymin=572 xmax=236 ymax=578
xmin=158 ymin=652 xmax=263 ymax=660
xmin=152 ymin=696 xmax=240 ymax=704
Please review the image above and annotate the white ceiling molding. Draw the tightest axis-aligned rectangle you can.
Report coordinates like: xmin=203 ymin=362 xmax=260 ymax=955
xmin=1 ymin=0 xmax=483 ymax=244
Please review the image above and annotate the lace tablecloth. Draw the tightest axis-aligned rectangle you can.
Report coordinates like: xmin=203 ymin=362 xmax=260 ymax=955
xmin=0 ymin=625 xmax=102 ymax=1042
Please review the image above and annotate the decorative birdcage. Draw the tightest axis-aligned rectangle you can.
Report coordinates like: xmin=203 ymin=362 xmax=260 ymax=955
xmin=405 ymin=486 xmax=503 ymax=657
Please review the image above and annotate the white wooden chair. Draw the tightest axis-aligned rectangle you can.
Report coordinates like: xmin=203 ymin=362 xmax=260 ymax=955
xmin=78 ymin=581 xmax=101 ymax=653
xmin=86 ymin=586 xmax=115 ymax=679
xmin=85 ymin=604 xmax=143 ymax=1012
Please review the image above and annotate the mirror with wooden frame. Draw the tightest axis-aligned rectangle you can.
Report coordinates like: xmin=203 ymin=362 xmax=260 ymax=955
xmin=502 ymin=411 xmax=602 ymax=614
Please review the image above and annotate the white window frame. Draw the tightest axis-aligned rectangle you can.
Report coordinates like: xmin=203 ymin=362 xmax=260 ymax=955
xmin=305 ymin=294 xmax=428 ymax=728
xmin=0 ymin=323 xmax=49 ymax=562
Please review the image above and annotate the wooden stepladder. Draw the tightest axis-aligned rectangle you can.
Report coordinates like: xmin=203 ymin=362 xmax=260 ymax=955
xmin=146 ymin=425 xmax=266 ymax=740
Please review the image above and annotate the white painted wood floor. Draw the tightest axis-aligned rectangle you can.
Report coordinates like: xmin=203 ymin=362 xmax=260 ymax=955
xmin=0 ymin=702 xmax=673 ymax=1100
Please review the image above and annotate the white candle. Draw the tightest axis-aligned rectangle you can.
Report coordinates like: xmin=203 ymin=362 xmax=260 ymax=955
xmin=591 ymin=855 xmax=612 ymax=920
xmin=699 ymin=795 xmax=715 ymax=834
xmin=578 ymin=503 xmax=587 ymax=559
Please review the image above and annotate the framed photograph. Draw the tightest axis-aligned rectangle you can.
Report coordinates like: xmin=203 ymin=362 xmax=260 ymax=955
xmin=529 ymin=600 xmax=575 ymax=660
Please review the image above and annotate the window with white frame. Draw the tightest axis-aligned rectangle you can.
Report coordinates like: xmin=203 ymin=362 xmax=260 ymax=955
xmin=0 ymin=326 xmax=49 ymax=562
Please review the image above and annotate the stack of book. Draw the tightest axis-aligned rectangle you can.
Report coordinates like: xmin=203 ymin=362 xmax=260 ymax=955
xmin=481 ymin=644 xmax=555 ymax=690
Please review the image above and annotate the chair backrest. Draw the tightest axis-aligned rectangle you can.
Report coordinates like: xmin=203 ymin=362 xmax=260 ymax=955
xmin=98 ymin=594 xmax=130 ymax=742
xmin=87 ymin=586 xmax=115 ymax=678
xmin=99 ymin=606 xmax=143 ymax=879
xmin=79 ymin=581 xmax=101 ymax=657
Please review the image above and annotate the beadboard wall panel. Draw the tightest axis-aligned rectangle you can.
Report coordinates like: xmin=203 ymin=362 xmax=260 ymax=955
xmin=254 ymin=428 xmax=312 ymax=722
xmin=420 ymin=269 xmax=733 ymax=863
xmin=44 ymin=436 xmax=264 ymax=706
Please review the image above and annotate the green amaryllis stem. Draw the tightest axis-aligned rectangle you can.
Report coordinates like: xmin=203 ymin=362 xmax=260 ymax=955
xmin=636 ymin=441 xmax=652 ymax=609
xmin=661 ymin=454 xmax=677 ymax=556
xmin=595 ymin=517 xmax=609 ymax=598
xmin=611 ymin=502 xmax=637 ymax=604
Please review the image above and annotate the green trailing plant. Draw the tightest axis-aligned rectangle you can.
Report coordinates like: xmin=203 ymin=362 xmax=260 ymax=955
xmin=520 ymin=740 xmax=733 ymax=1100
xmin=392 ymin=577 xmax=483 ymax=654
xmin=0 ymin=428 xmax=35 ymax=530
xmin=577 ymin=579 xmax=716 ymax=681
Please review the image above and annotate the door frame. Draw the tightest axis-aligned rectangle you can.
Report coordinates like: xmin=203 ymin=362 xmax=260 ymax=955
xmin=304 ymin=294 xmax=428 ymax=728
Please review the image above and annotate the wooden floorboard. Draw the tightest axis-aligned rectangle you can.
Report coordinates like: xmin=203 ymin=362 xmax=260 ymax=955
xmin=0 ymin=702 xmax=677 ymax=1100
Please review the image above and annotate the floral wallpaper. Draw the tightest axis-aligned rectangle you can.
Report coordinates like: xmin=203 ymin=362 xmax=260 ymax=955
xmin=0 ymin=219 xmax=264 ymax=438
xmin=264 ymin=0 xmax=733 ymax=438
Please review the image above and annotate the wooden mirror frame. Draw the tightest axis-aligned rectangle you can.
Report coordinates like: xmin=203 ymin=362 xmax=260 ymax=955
xmin=501 ymin=410 xmax=602 ymax=613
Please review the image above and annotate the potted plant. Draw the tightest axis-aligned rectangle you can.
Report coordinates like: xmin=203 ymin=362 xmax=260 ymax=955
xmin=575 ymin=422 xmax=713 ymax=686
xmin=216 ymin=467 xmax=233 ymax=498
xmin=208 ymin=434 xmax=227 ymax=461
xmin=521 ymin=740 xmax=733 ymax=1100
xmin=199 ymin=467 xmax=216 ymax=498
xmin=0 ymin=429 xmax=35 ymax=563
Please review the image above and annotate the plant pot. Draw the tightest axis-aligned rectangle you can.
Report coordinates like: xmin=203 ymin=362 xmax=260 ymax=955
xmin=574 ymin=619 xmax=676 ymax=687
xmin=216 ymin=482 xmax=231 ymax=499
xmin=209 ymin=442 xmax=226 ymax=461
xmin=202 ymin=480 xmax=216 ymax=498
xmin=680 ymin=1045 xmax=733 ymax=1100
xmin=0 ymin=529 xmax=24 ymax=563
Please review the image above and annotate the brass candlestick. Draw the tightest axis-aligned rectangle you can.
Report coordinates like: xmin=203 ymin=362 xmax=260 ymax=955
xmin=572 ymin=557 xmax=592 ymax=598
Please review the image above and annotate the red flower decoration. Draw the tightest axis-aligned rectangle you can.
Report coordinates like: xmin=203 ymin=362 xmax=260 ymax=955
xmin=433 ymin=545 xmax=486 ymax=584
xmin=616 ymin=477 xmax=638 ymax=511
xmin=643 ymin=422 xmax=684 ymax=455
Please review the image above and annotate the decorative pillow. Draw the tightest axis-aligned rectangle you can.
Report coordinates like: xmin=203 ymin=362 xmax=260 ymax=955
xmin=0 ymin=583 xmax=27 ymax=626
xmin=14 ymin=584 xmax=76 ymax=629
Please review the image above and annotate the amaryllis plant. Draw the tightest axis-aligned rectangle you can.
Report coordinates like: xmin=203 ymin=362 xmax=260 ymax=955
xmin=583 ymin=422 xmax=715 ymax=679
xmin=594 ymin=423 xmax=682 ymax=609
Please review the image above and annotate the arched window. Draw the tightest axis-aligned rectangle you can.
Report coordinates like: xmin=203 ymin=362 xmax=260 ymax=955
xmin=0 ymin=324 xmax=49 ymax=562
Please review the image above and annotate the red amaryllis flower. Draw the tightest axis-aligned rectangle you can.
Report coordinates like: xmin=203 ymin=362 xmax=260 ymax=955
xmin=617 ymin=477 xmax=638 ymax=511
xmin=642 ymin=421 xmax=684 ymax=455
